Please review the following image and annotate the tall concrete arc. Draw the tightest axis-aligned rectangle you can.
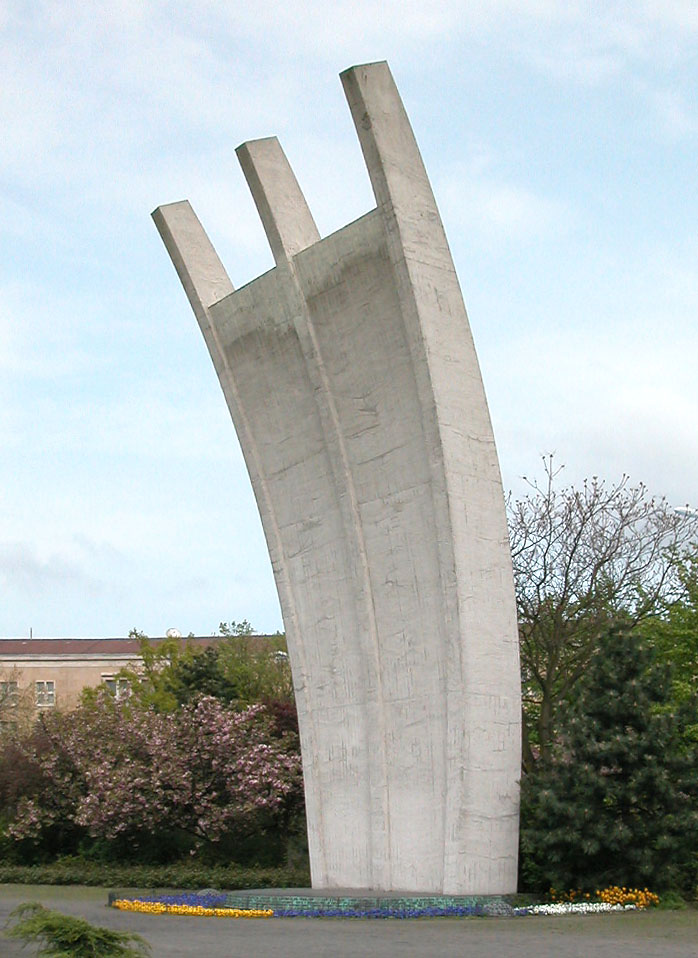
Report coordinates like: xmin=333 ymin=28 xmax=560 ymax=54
xmin=153 ymin=61 xmax=521 ymax=895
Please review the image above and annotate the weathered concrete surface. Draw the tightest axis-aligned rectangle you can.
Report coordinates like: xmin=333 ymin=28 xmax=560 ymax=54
xmin=153 ymin=61 xmax=521 ymax=894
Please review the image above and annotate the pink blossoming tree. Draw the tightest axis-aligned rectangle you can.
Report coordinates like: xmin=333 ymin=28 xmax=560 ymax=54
xmin=4 ymin=691 xmax=302 ymax=861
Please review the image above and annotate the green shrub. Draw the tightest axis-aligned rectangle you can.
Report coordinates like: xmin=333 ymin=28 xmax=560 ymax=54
xmin=656 ymin=890 xmax=688 ymax=910
xmin=6 ymin=902 xmax=150 ymax=957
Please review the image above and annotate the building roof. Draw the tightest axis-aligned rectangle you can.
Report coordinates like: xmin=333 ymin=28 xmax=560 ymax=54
xmin=0 ymin=636 xmax=225 ymax=657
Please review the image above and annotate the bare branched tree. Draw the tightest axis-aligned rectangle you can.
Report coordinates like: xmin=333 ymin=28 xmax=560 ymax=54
xmin=508 ymin=455 xmax=698 ymax=772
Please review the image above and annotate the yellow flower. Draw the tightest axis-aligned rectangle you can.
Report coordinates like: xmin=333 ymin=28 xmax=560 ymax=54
xmin=111 ymin=900 xmax=273 ymax=919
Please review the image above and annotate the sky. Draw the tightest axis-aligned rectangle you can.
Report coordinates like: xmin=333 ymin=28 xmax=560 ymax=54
xmin=1 ymin=1 xmax=697 ymax=638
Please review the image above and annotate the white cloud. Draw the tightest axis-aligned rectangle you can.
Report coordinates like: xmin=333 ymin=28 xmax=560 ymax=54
xmin=490 ymin=301 xmax=698 ymax=505
xmin=0 ymin=280 xmax=112 ymax=379
xmin=641 ymin=0 xmax=698 ymax=32
xmin=471 ymin=1 xmax=698 ymax=88
xmin=644 ymin=240 xmax=698 ymax=313
xmin=648 ymin=88 xmax=697 ymax=138
xmin=436 ymin=161 xmax=572 ymax=245
xmin=0 ymin=540 xmax=103 ymax=594
xmin=482 ymin=227 xmax=698 ymax=506
xmin=1 ymin=0 xmax=695 ymax=637
xmin=0 ymin=307 xmax=12 ymax=371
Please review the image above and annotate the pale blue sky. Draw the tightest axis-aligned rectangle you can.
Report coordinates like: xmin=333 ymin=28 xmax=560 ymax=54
xmin=2 ymin=1 xmax=696 ymax=637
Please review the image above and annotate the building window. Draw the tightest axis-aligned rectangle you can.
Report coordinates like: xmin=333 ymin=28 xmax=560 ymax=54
xmin=0 ymin=681 xmax=18 ymax=708
xmin=102 ymin=675 xmax=130 ymax=701
xmin=35 ymin=681 xmax=55 ymax=707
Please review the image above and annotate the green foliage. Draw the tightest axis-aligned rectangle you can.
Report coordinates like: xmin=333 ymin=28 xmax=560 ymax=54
xmin=207 ymin=633 xmax=293 ymax=707
xmin=112 ymin=627 xmax=294 ymax=713
xmin=656 ymin=890 xmax=688 ymax=910
xmin=218 ymin=619 xmax=255 ymax=636
xmin=642 ymin=559 xmax=698 ymax=726
xmin=520 ymin=628 xmax=698 ymax=893
xmin=115 ymin=634 xmax=184 ymax=713
xmin=6 ymin=902 xmax=150 ymax=957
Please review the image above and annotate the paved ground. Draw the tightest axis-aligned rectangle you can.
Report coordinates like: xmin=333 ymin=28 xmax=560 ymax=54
xmin=1 ymin=885 xmax=697 ymax=957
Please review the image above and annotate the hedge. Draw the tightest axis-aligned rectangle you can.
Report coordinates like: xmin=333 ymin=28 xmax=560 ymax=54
xmin=0 ymin=857 xmax=311 ymax=889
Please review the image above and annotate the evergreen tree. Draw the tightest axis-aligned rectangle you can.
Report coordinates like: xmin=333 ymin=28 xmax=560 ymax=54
xmin=520 ymin=627 xmax=698 ymax=892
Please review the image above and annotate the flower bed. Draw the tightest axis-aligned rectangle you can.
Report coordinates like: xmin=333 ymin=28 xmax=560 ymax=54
xmin=108 ymin=887 xmax=660 ymax=920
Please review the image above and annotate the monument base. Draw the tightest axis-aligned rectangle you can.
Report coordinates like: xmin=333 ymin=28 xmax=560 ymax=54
xmin=223 ymin=888 xmax=515 ymax=917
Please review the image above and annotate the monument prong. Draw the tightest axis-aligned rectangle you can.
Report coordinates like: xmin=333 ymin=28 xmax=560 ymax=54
xmin=340 ymin=61 xmax=433 ymax=216
xmin=151 ymin=200 xmax=234 ymax=323
xmin=236 ymin=137 xmax=321 ymax=266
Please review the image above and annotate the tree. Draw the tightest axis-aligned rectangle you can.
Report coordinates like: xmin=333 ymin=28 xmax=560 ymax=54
xmin=209 ymin=632 xmax=293 ymax=708
xmin=2 ymin=691 xmax=303 ymax=863
xmin=0 ymin=666 xmax=33 ymax=738
xmin=519 ymin=628 xmax=698 ymax=892
xmin=0 ymin=719 xmax=85 ymax=861
xmin=509 ymin=456 xmax=698 ymax=769
xmin=218 ymin=620 xmax=255 ymax=637
xmin=642 ymin=558 xmax=698 ymax=707
xmin=115 ymin=627 xmax=294 ymax=713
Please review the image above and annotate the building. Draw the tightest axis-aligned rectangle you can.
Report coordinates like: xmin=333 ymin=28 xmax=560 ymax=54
xmin=0 ymin=635 xmax=221 ymax=719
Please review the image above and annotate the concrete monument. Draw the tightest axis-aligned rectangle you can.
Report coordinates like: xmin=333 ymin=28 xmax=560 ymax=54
xmin=153 ymin=61 xmax=521 ymax=894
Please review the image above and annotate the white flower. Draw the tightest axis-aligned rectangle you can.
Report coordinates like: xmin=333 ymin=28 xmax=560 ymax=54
xmin=516 ymin=902 xmax=637 ymax=916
